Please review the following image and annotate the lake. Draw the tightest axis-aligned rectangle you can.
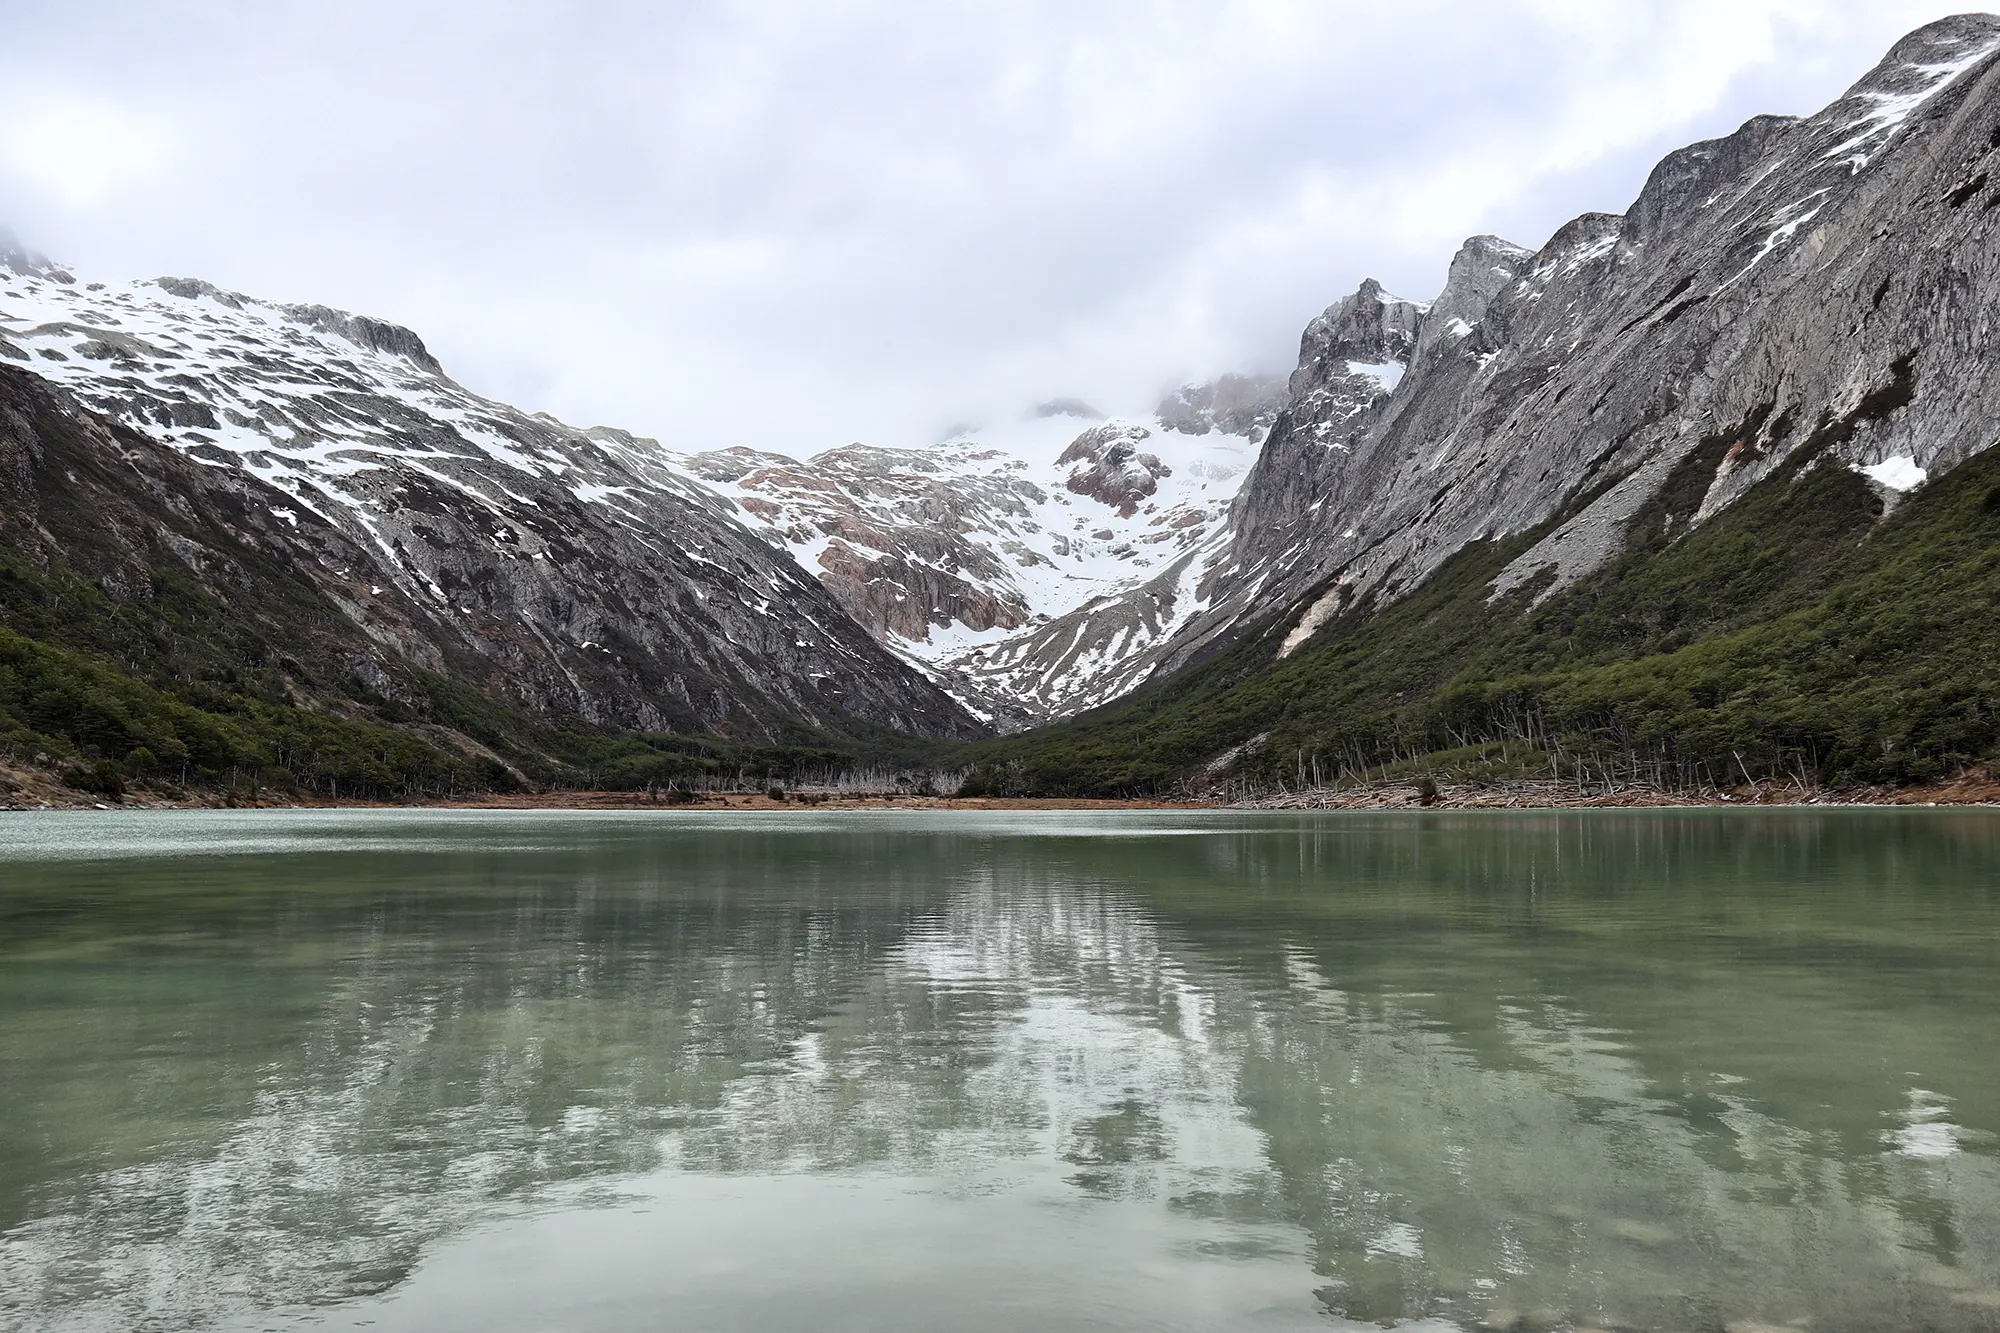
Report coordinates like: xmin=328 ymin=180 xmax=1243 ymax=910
xmin=1 ymin=809 xmax=1996 ymax=1332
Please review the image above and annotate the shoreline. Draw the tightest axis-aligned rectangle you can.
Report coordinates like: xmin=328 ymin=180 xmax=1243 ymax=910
xmin=1236 ymin=770 xmax=2000 ymax=811
xmin=5 ymin=777 xmax=1997 ymax=814
xmin=6 ymin=754 xmax=1996 ymax=813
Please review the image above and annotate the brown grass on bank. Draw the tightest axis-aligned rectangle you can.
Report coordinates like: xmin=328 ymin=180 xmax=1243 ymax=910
xmin=4 ymin=755 xmax=1996 ymax=813
xmin=1242 ymin=764 xmax=2000 ymax=810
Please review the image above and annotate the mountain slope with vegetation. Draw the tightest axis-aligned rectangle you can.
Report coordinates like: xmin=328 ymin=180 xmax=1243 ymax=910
xmin=1127 ymin=15 xmax=2000 ymax=692
xmin=0 ymin=238 xmax=981 ymax=749
xmin=958 ymin=425 xmax=2000 ymax=797
xmin=0 ymin=365 xmax=942 ymax=803
xmin=956 ymin=15 xmax=2000 ymax=799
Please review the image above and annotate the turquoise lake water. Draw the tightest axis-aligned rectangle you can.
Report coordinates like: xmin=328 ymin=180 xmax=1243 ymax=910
xmin=1 ymin=808 xmax=1996 ymax=1331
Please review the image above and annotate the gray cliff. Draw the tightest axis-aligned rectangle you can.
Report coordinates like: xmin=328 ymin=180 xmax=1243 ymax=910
xmin=1150 ymin=14 xmax=2000 ymax=676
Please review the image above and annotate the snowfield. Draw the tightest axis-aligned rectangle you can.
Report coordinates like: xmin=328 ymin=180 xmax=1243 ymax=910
xmin=690 ymin=406 xmax=1267 ymax=726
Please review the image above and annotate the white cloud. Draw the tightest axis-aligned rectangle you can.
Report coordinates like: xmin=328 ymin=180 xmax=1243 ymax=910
xmin=0 ymin=1 xmax=1989 ymax=452
xmin=0 ymin=95 xmax=176 ymax=209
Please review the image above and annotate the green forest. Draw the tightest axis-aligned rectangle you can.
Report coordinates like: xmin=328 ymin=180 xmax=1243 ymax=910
xmin=0 ymin=550 xmax=910 ymax=804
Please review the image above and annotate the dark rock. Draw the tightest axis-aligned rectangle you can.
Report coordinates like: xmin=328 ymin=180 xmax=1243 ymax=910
xmin=1058 ymin=423 xmax=1171 ymax=516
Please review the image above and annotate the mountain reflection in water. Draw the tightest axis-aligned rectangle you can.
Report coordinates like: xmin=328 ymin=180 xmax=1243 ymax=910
xmin=1 ymin=810 xmax=1996 ymax=1332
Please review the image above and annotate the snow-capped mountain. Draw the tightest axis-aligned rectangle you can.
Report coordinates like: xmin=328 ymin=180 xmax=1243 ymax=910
xmin=6 ymin=13 xmax=1997 ymax=760
xmin=826 ymin=11 xmax=2000 ymax=728
xmin=0 ymin=224 xmax=1284 ymax=736
xmin=0 ymin=239 xmax=980 ymax=742
xmin=686 ymin=383 xmax=1280 ymax=729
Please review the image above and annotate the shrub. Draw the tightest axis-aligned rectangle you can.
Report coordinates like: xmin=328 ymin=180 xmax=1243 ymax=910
xmin=61 ymin=758 xmax=126 ymax=800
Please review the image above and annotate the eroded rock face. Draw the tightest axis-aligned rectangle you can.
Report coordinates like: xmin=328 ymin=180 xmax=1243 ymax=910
xmin=816 ymin=541 xmax=1026 ymax=642
xmin=1146 ymin=13 xmax=2000 ymax=676
xmin=701 ymin=441 xmax=1050 ymax=644
xmin=1057 ymin=423 xmax=1172 ymax=517
xmin=0 ymin=257 xmax=984 ymax=742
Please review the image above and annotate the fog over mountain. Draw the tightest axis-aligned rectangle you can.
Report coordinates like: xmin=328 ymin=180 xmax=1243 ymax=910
xmin=2 ymin=2 xmax=1987 ymax=455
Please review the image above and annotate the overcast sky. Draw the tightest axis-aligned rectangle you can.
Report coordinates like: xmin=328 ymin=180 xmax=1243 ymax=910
xmin=1 ymin=2 xmax=1988 ymax=452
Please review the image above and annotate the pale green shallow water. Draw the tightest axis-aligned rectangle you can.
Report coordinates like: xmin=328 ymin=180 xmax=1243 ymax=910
xmin=1 ymin=809 xmax=1997 ymax=1332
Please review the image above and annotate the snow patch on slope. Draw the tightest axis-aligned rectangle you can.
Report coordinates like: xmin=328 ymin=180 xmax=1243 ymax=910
xmin=1855 ymin=454 xmax=1926 ymax=490
xmin=1345 ymin=360 xmax=1406 ymax=393
xmin=1823 ymin=35 xmax=2000 ymax=169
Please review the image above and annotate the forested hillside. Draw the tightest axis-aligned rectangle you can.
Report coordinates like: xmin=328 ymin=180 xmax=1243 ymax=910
xmin=0 ymin=366 xmax=933 ymax=803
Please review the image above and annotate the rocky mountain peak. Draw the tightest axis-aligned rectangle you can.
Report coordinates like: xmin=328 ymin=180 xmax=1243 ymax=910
xmin=276 ymin=303 xmax=444 ymax=375
xmin=1624 ymin=115 xmax=1800 ymax=247
xmin=1289 ymin=279 xmax=1424 ymax=402
xmin=152 ymin=276 xmax=247 ymax=308
xmin=1815 ymin=13 xmax=2000 ymax=172
xmin=1859 ymin=12 xmax=2000 ymax=88
xmin=1538 ymin=211 xmax=1626 ymax=265
xmin=1414 ymin=235 xmax=1531 ymax=359
xmin=1618 ymin=11 xmax=2000 ymax=257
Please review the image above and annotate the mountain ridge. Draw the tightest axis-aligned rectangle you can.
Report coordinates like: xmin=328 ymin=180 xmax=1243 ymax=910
xmin=1116 ymin=12 xmax=2000 ymax=688
xmin=0 ymin=242 xmax=986 ymax=763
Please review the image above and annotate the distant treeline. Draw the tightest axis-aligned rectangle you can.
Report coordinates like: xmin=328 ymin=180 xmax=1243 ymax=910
xmin=0 ymin=623 xmax=920 ymax=802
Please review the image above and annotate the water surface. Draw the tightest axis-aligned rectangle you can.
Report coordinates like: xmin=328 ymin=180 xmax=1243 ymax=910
xmin=2 ymin=809 xmax=1997 ymax=1331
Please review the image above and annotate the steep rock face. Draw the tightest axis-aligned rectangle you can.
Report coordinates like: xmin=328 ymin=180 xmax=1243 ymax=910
xmin=1224 ymin=279 xmax=1436 ymax=596
xmin=0 ymin=252 xmax=982 ymax=742
xmin=1153 ymin=13 xmax=2000 ymax=675
xmin=695 ymin=441 xmax=1047 ymax=643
